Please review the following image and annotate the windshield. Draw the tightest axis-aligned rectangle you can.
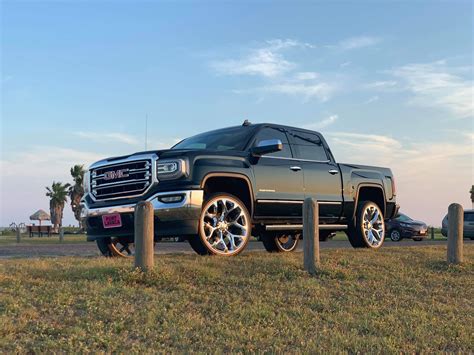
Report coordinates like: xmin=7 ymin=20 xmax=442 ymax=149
xmin=397 ymin=214 xmax=412 ymax=222
xmin=172 ymin=126 xmax=256 ymax=151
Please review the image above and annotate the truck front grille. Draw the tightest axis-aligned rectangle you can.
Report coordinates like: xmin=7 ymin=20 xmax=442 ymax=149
xmin=90 ymin=159 xmax=153 ymax=200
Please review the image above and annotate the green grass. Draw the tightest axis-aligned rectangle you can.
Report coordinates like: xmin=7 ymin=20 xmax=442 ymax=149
xmin=1 ymin=246 xmax=472 ymax=353
xmin=0 ymin=234 xmax=88 ymax=245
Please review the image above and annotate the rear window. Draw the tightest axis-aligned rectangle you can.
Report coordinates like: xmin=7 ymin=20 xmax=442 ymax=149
xmin=464 ymin=212 xmax=474 ymax=222
xmin=289 ymin=130 xmax=328 ymax=161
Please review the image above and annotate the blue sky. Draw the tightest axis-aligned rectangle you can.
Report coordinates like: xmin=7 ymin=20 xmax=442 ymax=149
xmin=1 ymin=0 xmax=473 ymax=226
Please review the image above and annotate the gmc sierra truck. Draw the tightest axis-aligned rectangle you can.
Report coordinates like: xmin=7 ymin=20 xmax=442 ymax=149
xmin=81 ymin=121 xmax=398 ymax=257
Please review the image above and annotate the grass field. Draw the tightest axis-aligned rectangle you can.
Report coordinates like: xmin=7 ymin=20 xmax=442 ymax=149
xmin=0 ymin=245 xmax=472 ymax=352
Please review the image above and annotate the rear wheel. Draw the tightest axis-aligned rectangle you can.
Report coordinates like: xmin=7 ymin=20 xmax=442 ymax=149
xmin=347 ymin=201 xmax=385 ymax=249
xmin=189 ymin=193 xmax=251 ymax=256
xmin=261 ymin=232 xmax=300 ymax=252
xmin=413 ymin=237 xmax=423 ymax=242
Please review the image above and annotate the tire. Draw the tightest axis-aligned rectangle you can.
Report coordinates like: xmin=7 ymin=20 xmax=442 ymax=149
xmin=96 ymin=236 xmax=136 ymax=257
xmin=261 ymin=232 xmax=300 ymax=252
xmin=319 ymin=231 xmax=335 ymax=242
xmin=389 ymin=229 xmax=402 ymax=242
xmin=413 ymin=237 xmax=423 ymax=242
xmin=189 ymin=193 xmax=251 ymax=256
xmin=347 ymin=201 xmax=385 ymax=249
xmin=96 ymin=237 xmax=113 ymax=257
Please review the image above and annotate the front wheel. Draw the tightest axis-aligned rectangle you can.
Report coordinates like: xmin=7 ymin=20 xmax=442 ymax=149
xmin=389 ymin=229 xmax=402 ymax=242
xmin=189 ymin=193 xmax=251 ymax=256
xmin=347 ymin=201 xmax=385 ymax=249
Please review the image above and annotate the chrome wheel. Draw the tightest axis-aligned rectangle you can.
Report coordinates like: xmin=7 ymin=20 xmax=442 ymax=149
xmin=362 ymin=204 xmax=385 ymax=247
xmin=199 ymin=195 xmax=250 ymax=256
xmin=275 ymin=234 xmax=299 ymax=252
xmin=110 ymin=237 xmax=135 ymax=257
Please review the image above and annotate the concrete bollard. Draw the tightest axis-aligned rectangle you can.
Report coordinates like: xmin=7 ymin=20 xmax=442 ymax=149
xmin=303 ymin=197 xmax=320 ymax=275
xmin=447 ymin=203 xmax=463 ymax=265
xmin=134 ymin=201 xmax=155 ymax=272
xmin=59 ymin=227 xmax=64 ymax=243
xmin=16 ymin=228 xmax=21 ymax=243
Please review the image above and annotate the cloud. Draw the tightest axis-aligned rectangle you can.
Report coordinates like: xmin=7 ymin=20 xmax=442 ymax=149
xmin=75 ymin=131 xmax=140 ymax=145
xmin=364 ymin=95 xmax=379 ymax=104
xmin=389 ymin=60 xmax=473 ymax=118
xmin=326 ymin=132 xmax=472 ymax=225
xmin=258 ymin=82 xmax=334 ymax=102
xmin=210 ymin=39 xmax=314 ymax=78
xmin=331 ymin=36 xmax=381 ymax=50
xmin=365 ymin=80 xmax=398 ymax=89
xmin=303 ymin=115 xmax=339 ymax=130
xmin=294 ymin=72 xmax=319 ymax=80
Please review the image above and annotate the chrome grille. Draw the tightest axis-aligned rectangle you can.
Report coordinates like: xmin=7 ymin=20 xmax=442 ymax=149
xmin=90 ymin=159 xmax=153 ymax=200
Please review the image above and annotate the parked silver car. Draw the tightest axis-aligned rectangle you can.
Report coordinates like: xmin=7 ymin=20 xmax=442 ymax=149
xmin=441 ymin=209 xmax=474 ymax=239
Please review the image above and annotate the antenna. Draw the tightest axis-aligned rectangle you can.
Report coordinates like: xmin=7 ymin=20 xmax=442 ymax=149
xmin=145 ymin=114 xmax=148 ymax=151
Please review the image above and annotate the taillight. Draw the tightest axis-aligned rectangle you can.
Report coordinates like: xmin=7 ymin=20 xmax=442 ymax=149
xmin=391 ymin=176 xmax=396 ymax=196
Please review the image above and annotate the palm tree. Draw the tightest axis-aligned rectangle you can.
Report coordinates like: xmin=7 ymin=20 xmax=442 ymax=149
xmin=470 ymin=185 xmax=474 ymax=209
xmin=69 ymin=165 xmax=85 ymax=229
xmin=46 ymin=182 xmax=70 ymax=233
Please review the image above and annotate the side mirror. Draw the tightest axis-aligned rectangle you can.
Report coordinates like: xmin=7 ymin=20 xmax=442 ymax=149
xmin=250 ymin=139 xmax=283 ymax=157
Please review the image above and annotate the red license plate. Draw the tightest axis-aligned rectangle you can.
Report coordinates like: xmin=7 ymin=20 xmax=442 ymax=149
xmin=102 ymin=214 xmax=122 ymax=229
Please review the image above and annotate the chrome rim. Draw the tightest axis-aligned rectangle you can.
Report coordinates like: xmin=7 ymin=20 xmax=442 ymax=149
xmin=390 ymin=230 xmax=401 ymax=241
xmin=362 ymin=204 xmax=385 ymax=247
xmin=200 ymin=196 xmax=250 ymax=255
xmin=275 ymin=234 xmax=299 ymax=252
xmin=109 ymin=237 xmax=135 ymax=257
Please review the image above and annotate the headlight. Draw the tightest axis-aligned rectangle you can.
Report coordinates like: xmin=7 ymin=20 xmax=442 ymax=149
xmin=157 ymin=159 xmax=187 ymax=180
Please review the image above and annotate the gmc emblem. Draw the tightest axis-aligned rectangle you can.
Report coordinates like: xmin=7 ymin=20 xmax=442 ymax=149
xmin=103 ymin=169 xmax=130 ymax=181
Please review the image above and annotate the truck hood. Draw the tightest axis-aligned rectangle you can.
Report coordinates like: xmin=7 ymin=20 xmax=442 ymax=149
xmin=89 ymin=148 xmax=248 ymax=168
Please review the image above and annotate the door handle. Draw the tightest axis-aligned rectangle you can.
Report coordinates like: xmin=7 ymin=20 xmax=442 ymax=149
xmin=328 ymin=169 xmax=339 ymax=175
xmin=290 ymin=166 xmax=302 ymax=172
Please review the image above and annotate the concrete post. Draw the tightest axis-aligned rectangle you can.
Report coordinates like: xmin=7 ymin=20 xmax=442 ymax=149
xmin=431 ymin=227 xmax=435 ymax=240
xmin=134 ymin=201 xmax=155 ymax=272
xmin=16 ymin=227 xmax=21 ymax=243
xmin=59 ymin=227 xmax=64 ymax=242
xmin=447 ymin=203 xmax=463 ymax=264
xmin=303 ymin=197 xmax=319 ymax=274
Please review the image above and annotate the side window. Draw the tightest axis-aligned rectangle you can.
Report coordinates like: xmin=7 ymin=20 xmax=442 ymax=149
xmin=253 ymin=127 xmax=292 ymax=158
xmin=289 ymin=130 xmax=328 ymax=161
xmin=464 ymin=212 xmax=474 ymax=222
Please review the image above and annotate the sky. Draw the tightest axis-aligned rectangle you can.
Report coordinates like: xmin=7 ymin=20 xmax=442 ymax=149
xmin=1 ymin=0 xmax=473 ymax=227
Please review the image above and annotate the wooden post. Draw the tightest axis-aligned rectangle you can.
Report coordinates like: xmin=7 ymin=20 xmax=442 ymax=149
xmin=16 ymin=227 xmax=21 ymax=243
xmin=431 ymin=227 xmax=435 ymax=240
xmin=447 ymin=203 xmax=463 ymax=264
xmin=303 ymin=197 xmax=319 ymax=274
xmin=134 ymin=201 xmax=154 ymax=272
xmin=59 ymin=227 xmax=64 ymax=243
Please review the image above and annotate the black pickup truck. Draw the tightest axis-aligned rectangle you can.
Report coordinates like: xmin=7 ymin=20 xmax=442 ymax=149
xmin=81 ymin=121 xmax=398 ymax=257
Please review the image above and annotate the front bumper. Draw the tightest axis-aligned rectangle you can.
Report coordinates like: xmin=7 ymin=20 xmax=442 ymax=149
xmin=81 ymin=189 xmax=204 ymax=240
xmin=401 ymin=226 xmax=428 ymax=238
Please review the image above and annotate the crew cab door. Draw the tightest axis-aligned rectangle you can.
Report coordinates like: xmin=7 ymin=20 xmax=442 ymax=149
xmin=287 ymin=129 xmax=343 ymax=222
xmin=250 ymin=126 xmax=305 ymax=219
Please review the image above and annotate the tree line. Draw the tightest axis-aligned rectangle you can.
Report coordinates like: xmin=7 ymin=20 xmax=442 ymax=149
xmin=46 ymin=165 xmax=85 ymax=232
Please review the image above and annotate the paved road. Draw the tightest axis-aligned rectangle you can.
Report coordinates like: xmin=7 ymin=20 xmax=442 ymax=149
xmin=1 ymin=239 xmax=471 ymax=259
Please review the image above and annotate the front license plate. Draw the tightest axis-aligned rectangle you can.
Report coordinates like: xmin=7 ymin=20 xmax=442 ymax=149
xmin=102 ymin=214 xmax=122 ymax=229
